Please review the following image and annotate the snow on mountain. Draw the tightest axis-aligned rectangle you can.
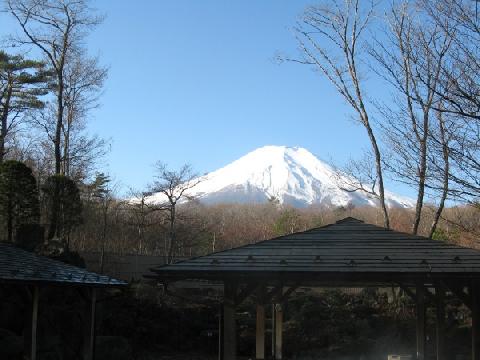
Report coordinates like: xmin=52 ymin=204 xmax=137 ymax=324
xmin=147 ymin=145 xmax=414 ymax=208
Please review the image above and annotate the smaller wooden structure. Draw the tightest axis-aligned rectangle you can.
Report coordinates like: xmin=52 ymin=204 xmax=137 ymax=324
xmin=151 ymin=217 xmax=480 ymax=360
xmin=0 ymin=242 xmax=126 ymax=360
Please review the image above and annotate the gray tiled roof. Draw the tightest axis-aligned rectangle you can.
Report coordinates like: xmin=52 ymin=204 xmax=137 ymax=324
xmin=0 ymin=243 xmax=126 ymax=287
xmin=150 ymin=217 xmax=480 ymax=283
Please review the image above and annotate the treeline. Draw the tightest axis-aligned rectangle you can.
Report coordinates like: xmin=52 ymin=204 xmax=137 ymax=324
xmin=69 ymin=199 xmax=480 ymax=260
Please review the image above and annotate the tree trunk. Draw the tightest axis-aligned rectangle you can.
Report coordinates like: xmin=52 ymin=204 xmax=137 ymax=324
xmin=364 ymin=118 xmax=390 ymax=229
xmin=48 ymin=75 xmax=64 ymax=241
xmin=100 ymin=203 xmax=108 ymax=274
xmin=429 ymin=113 xmax=449 ymax=238
xmin=0 ymin=79 xmax=13 ymax=163
xmin=413 ymin=118 xmax=429 ymax=235
xmin=63 ymin=110 xmax=73 ymax=176
xmin=47 ymin=179 xmax=60 ymax=240
xmin=55 ymin=77 xmax=64 ymax=175
xmin=413 ymin=141 xmax=427 ymax=235
xmin=167 ymin=205 xmax=176 ymax=264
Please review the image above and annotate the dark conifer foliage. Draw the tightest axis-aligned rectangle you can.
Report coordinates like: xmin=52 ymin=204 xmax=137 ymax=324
xmin=42 ymin=175 xmax=82 ymax=242
xmin=0 ymin=51 xmax=51 ymax=161
xmin=0 ymin=160 xmax=40 ymax=242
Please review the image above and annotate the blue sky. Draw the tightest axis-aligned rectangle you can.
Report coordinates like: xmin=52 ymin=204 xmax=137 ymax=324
xmin=0 ymin=1 xmax=414 ymax=198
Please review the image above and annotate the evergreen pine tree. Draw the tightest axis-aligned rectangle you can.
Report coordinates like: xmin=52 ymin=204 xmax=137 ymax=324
xmin=0 ymin=51 xmax=51 ymax=160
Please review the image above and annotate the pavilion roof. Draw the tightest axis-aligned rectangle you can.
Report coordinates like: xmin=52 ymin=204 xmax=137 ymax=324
xmin=150 ymin=217 xmax=480 ymax=285
xmin=0 ymin=243 xmax=126 ymax=287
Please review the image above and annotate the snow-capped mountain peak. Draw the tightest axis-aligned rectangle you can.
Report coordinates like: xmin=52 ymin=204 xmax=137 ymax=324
xmin=147 ymin=145 xmax=413 ymax=208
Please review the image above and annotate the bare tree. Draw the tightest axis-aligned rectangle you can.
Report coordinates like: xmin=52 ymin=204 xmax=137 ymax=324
xmin=150 ymin=163 xmax=201 ymax=264
xmin=128 ymin=188 xmax=153 ymax=256
xmin=87 ymin=172 xmax=115 ymax=273
xmin=370 ymin=0 xmax=454 ymax=234
xmin=420 ymin=0 xmax=480 ymax=122
xmin=6 ymin=0 xmax=104 ymax=175
xmin=288 ymin=0 xmax=390 ymax=228
xmin=333 ymin=151 xmax=381 ymax=199
xmin=62 ymin=54 xmax=107 ymax=177
xmin=421 ymin=0 xmax=480 ymax=206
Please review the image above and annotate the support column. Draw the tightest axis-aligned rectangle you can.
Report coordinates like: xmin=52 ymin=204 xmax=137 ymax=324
xmin=416 ymin=282 xmax=426 ymax=360
xmin=274 ymin=303 xmax=283 ymax=360
xmin=28 ymin=286 xmax=39 ymax=360
xmin=218 ymin=306 xmax=224 ymax=360
xmin=223 ymin=282 xmax=237 ymax=360
xmin=256 ymin=304 xmax=265 ymax=359
xmin=83 ymin=288 xmax=97 ymax=360
xmin=271 ymin=304 xmax=276 ymax=359
xmin=256 ymin=287 xmax=266 ymax=360
xmin=472 ymin=280 xmax=480 ymax=360
xmin=435 ymin=284 xmax=445 ymax=360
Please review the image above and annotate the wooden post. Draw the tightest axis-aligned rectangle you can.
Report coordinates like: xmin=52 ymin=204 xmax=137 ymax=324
xmin=435 ymin=284 xmax=445 ymax=360
xmin=472 ymin=280 xmax=480 ymax=360
xmin=223 ymin=282 xmax=237 ymax=360
xmin=271 ymin=303 xmax=276 ymax=359
xmin=29 ymin=286 xmax=39 ymax=360
xmin=256 ymin=304 xmax=265 ymax=359
xmin=416 ymin=282 xmax=426 ymax=360
xmin=274 ymin=303 xmax=283 ymax=360
xmin=83 ymin=288 xmax=97 ymax=360
xmin=218 ymin=306 xmax=224 ymax=360
xmin=256 ymin=287 xmax=266 ymax=360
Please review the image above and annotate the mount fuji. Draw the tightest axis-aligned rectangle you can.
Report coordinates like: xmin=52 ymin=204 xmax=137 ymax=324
xmin=147 ymin=145 xmax=414 ymax=208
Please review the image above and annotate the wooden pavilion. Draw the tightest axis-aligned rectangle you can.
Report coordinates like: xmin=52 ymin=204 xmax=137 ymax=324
xmin=0 ymin=242 xmax=126 ymax=360
xmin=150 ymin=217 xmax=480 ymax=360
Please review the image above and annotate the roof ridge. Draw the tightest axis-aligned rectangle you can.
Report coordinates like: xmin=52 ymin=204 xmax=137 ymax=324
xmin=335 ymin=217 xmax=365 ymax=224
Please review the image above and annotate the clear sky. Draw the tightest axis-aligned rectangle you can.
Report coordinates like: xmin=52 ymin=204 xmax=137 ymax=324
xmin=0 ymin=1 xmax=414 ymax=198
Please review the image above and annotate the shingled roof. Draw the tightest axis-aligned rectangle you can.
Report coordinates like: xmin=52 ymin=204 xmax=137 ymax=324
xmin=0 ymin=243 xmax=126 ymax=287
xmin=150 ymin=217 xmax=480 ymax=285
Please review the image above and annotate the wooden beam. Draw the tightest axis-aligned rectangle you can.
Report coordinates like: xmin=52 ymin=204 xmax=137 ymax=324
xmin=256 ymin=287 xmax=266 ymax=360
xmin=416 ymin=282 xmax=426 ymax=360
xmin=223 ymin=282 xmax=237 ymax=360
xmin=256 ymin=304 xmax=265 ymax=360
xmin=83 ymin=288 xmax=97 ymax=360
xmin=218 ymin=306 xmax=224 ymax=360
xmin=270 ymin=286 xmax=284 ymax=359
xmin=472 ymin=280 xmax=480 ymax=360
xmin=271 ymin=287 xmax=283 ymax=360
xmin=274 ymin=303 xmax=283 ymax=360
xmin=398 ymin=282 xmax=438 ymax=307
xmin=435 ymin=284 xmax=445 ymax=360
xmin=29 ymin=286 xmax=39 ymax=360
xmin=271 ymin=304 xmax=275 ymax=359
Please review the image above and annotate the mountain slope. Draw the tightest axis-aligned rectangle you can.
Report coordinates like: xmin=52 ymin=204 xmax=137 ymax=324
xmin=147 ymin=145 xmax=414 ymax=208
